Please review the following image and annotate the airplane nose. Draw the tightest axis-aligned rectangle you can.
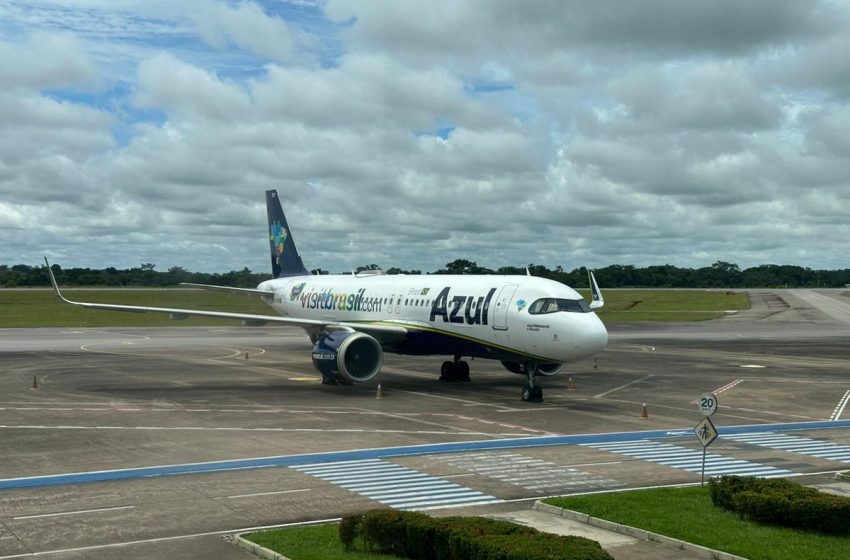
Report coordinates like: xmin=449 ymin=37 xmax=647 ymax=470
xmin=575 ymin=315 xmax=608 ymax=355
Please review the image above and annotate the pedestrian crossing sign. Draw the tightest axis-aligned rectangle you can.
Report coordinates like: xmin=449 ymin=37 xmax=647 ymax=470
xmin=695 ymin=417 xmax=718 ymax=448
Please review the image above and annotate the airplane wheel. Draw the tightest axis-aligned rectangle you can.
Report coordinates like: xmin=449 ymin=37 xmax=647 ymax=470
xmin=458 ymin=361 xmax=470 ymax=381
xmin=440 ymin=361 xmax=455 ymax=381
xmin=521 ymin=385 xmax=532 ymax=401
xmin=533 ymin=386 xmax=543 ymax=402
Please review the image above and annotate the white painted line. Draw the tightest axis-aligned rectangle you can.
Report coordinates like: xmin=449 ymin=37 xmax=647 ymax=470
xmin=400 ymin=390 xmax=515 ymax=411
xmin=691 ymin=379 xmax=743 ymax=403
xmin=14 ymin=505 xmax=135 ymax=520
xmin=0 ymin=425 xmax=520 ymax=436
xmin=562 ymin=461 xmax=623 ymax=468
xmin=593 ymin=374 xmax=653 ymax=399
xmin=830 ymin=390 xmax=850 ymax=421
xmin=0 ymin=517 xmax=341 ymax=560
xmin=227 ymin=488 xmax=311 ymax=499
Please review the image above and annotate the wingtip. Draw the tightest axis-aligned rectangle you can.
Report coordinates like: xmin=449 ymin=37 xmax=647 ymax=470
xmin=588 ymin=269 xmax=605 ymax=310
xmin=43 ymin=257 xmax=66 ymax=302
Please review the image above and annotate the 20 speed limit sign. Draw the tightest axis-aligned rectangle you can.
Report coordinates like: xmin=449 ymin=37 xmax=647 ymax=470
xmin=698 ymin=392 xmax=718 ymax=416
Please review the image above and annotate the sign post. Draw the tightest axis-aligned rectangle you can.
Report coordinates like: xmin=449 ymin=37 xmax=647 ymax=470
xmin=694 ymin=392 xmax=719 ymax=485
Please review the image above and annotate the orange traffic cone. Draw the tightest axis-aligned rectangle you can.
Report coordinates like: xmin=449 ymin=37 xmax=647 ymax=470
xmin=31 ymin=376 xmax=39 ymax=390
xmin=640 ymin=402 xmax=649 ymax=418
xmin=376 ymin=383 xmax=384 ymax=399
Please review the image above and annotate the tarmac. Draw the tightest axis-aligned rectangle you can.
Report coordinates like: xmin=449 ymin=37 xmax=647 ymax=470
xmin=1 ymin=288 xmax=849 ymax=559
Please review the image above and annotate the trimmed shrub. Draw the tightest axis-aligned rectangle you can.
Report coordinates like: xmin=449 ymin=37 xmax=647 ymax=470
xmin=338 ymin=512 xmax=362 ymax=551
xmin=709 ymin=475 xmax=850 ymax=535
xmin=340 ymin=509 xmax=613 ymax=560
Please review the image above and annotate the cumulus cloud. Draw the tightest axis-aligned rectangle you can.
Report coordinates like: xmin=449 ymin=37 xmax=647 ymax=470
xmin=2 ymin=1 xmax=850 ymax=273
xmin=0 ymin=31 xmax=96 ymax=90
xmin=193 ymin=1 xmax=297 ymax=63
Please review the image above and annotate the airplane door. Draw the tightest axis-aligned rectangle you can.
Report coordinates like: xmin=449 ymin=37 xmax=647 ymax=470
xmin=492 ymin=284 xmax=518 ymax=330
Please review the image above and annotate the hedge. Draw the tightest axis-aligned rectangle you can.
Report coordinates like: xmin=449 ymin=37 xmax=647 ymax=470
xmin=340 ymin=509 xmax=614 ymax=560
xmin=709 ymin=475 xmax=850 ymax=535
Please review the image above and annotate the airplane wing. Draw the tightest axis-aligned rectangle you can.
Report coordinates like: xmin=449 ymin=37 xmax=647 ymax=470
xmin=43 ymin=259 xmax=407 ymax=338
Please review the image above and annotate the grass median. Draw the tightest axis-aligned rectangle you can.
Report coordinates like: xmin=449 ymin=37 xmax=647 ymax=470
xmin=0 ymin=288 xmax=750 ymax=327
xmin=544 ymin=486 xmax=849 ymax=560
xmin=0 ymin=289 xmax=278 ymax=327
xmin=243 ymin=523 xmax=402 ymax=560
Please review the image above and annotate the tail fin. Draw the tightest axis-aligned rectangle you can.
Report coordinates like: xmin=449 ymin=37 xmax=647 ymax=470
xmin=266 ymin=190 xmax=309 ymax=278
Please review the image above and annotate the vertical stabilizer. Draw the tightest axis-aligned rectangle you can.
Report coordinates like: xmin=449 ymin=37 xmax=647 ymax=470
xmin=266 ymin=190 xmax=309 ymax=278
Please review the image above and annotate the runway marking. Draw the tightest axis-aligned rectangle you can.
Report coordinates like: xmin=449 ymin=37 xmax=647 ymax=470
xmin=830 ymin=390 xmax=850 ymax=421
xmin=400 ymin=390 xmax=517 ymax=411
xmin=593 ymin=374 xmax=653 ymax=399
xmin=0 ymin=425 xmax=535 ymax=437
xmin=724 ymin=432 xmax=850 ymax=463
xmin=213 ymin=347 xmax=266 ymax=360
xmin=13 ymin=505 xmax=134 ymax=520
xmin=227 ymin=489 xmax=311 ymax=499
xmin=432 ymin=452 xmax=623 ymax=493
xmin=291 ymin=459 xmax=501 ymax=510
xmin=582 ymin=440 xmax=792 ymax=478
xmin=3 ymin=418 xmax=850 ymax=491
xmin=691 ymin=379 xmax=743 ymax=403
xmin=0 ymin=518 xmax=342 ymax=560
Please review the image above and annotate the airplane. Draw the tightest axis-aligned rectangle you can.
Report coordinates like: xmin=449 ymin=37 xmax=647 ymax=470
xmin=44 ymin=190 xmax=608 ymax=402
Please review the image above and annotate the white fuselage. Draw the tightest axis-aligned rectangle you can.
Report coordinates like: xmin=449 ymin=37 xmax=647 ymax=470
xmin=258 ymin=274 xmax=607 ymax=364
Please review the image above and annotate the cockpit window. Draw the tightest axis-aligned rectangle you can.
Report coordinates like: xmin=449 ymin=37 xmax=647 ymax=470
xmin=528 ymin=298 xmax=592 ymax=314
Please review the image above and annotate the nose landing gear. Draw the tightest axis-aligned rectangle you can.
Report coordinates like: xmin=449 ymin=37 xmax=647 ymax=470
xmin=521 ymin=362 xmax=544 ymax=402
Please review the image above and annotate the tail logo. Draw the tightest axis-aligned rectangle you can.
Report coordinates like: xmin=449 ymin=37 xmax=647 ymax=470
xmin=269 ymin=222 xmax=288 ymax=265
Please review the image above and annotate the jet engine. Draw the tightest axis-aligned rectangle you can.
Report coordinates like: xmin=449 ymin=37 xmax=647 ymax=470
xmin=311 ymin=331 xmax=383 ymax=384
xmin=500 ymin=361 xmax=564 ymax=376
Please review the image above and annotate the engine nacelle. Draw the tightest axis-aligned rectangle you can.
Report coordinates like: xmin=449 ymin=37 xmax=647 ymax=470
xmin=311 ymin=331 xmax=383 ymax=384
xmin=538 ymin=362 xmax=564 ymax=376
xmin=501 ymin=361 xmax=564 ymax=376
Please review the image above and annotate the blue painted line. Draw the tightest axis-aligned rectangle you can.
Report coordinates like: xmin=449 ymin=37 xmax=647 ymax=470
xmin=3 ymin=418 xmax=850 ymax=491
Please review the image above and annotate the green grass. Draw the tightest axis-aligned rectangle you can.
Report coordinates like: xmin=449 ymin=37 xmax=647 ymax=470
xmin=583 ymin=289 xmax=750 ymax=322
xmin=0 ymin=289 xmax=277 ymax=327
xmin=545 ymin=487 xmax=850 ymax=560
xmin=244 ymin=523 xmax=401 ymax=560
xmin=1 ymin=288 xmax=751 ymax=328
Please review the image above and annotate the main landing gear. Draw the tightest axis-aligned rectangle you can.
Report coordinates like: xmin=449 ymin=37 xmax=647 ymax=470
xmin=521 ymin=362 xmax=543 ymax=403
xmin=440 ymin=356 xmax=470 ymax=382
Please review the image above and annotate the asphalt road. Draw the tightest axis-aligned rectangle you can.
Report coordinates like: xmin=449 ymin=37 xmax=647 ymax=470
xmin=1 ymin=288 xmax=849 ymax=559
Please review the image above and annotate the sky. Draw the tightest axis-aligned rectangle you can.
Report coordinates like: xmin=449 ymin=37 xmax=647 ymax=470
xmin=2 ymin=0 xmax=849 ymax=274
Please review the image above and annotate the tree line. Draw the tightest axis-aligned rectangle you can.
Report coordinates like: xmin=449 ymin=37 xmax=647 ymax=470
xmin=2 ymin=259 xmax=849 ymax=289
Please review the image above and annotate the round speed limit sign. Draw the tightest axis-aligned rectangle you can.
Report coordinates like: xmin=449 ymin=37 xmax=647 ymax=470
xmin=698 ymin=392 xmax=718 ymax=416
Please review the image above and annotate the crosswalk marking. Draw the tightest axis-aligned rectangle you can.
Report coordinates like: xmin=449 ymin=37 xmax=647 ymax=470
xmin=432 ymin=452 xmax=623 ymax=492
xmin=291 ymin=459 xmax=501 ymax=510
xmin=581 ymin=440 xmax=792 ymax=478
xmin=723 ymin=432 xmax=850 ymax=463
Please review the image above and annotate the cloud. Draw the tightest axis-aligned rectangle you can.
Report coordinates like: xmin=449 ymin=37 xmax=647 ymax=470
xmin=326 ymin=0 xmax=830 ymax=58
xmin=193 ymin=1 xmax=297 ymax=63
xmin=2 ymin=1 xmax=850 ymax=273
xmin=137 ymin=51 xmax=252 ymax=120
xmin=0 ymin=31 xmax=96 ymax=90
